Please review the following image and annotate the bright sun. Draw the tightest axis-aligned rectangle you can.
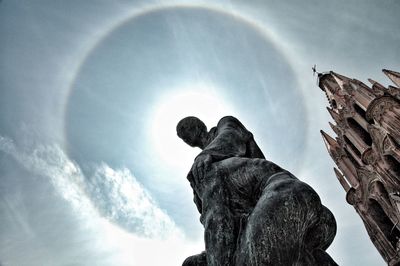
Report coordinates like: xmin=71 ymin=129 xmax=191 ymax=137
xmin=149 ymin=82 xmax=235 ymax=169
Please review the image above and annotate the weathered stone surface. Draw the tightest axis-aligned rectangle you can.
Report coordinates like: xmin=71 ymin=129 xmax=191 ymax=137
xmin=319 ymin=70 xmax=400 ymax=266
xmin=177 ymin=116 xmax=337 ymax=266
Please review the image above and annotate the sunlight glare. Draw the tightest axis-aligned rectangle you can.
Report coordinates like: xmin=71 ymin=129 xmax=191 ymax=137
xmin=149 ymin=83 xmax=235 ymax=169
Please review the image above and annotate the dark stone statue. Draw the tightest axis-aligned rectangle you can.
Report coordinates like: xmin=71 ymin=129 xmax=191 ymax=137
xmin=177 ymin=116 xmax=338 ymax=266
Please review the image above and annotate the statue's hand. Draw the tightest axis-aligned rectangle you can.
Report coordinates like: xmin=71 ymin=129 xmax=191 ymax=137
xmin=192 ymin=154 xmax=212 ymax=189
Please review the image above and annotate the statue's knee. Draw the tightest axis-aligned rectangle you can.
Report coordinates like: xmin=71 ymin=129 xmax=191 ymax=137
xmin=305 ymin=205 xmax=337 ymax=251
xmin=319 ymin=206 xmax=337 ymax=248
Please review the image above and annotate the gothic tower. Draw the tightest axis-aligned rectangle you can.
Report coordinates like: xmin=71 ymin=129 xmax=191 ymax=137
xmin=318 ymin=69 xmax=400 ymax=265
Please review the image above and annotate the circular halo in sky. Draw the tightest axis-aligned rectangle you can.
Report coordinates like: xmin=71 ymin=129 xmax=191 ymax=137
xmin=64 ymin=6 xmax=307 ymax=233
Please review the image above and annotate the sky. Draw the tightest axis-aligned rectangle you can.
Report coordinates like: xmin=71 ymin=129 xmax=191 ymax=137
xmin=0 ymin=0 xmax=399 ymax=265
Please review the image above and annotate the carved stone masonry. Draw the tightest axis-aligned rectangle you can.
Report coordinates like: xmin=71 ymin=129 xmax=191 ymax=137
xmin=318 ymin=69 xmax=400 ymax=266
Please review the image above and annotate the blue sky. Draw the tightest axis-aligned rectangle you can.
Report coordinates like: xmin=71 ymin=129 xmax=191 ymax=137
xmin=0 ymin=0 xmax=399 ymax=265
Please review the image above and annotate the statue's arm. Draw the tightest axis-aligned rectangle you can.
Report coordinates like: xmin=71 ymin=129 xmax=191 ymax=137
xmin=187 ymin=171 xmax=203 ymax=214
xmin=193 ymin=191 xmax=202 ymax=214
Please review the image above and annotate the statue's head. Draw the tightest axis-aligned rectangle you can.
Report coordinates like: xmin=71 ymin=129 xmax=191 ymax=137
xmin=176 ymin=116 xmax=207 ymax=149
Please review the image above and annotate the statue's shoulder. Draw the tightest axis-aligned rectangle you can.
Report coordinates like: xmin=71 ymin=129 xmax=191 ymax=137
xmin=217 ymin=116 xmax=247 ymax=130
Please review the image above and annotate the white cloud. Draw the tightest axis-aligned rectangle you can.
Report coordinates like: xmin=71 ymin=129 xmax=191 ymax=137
xmin=0 ymin=135 xmax=95 ymax=215
xmin=87 ymin=164 xmax=179 ymax=237
xmin=0 ymin=135 xmax=204 ymax=266
xmin=0 ymin=135 xmax=179 ymax=238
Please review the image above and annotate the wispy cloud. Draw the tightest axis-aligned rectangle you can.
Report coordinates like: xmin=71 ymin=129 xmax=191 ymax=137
xmin=0 ymin=134 xmax=206 ymax=265
xmin=0 ymin=135 xmax=179 ymax=239
xmin=88 ymin=164 xmax=178 ymax=237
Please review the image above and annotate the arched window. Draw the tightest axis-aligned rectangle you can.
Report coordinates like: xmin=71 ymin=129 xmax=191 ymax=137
xmin=347 ymin=117 xmax=373 ymax=146
xmin=384 ymin=155 xmax=400 ymax=178
xmin=344 ymin=149 xmax=360 ymax=167
xmin=368 ymin=199 xmax=400 ymax=248
xmin=371 ymin=181 xmax=390 ymax=202
xmin=353 ymin=103 xmax=367 ymax=120
xmin=344 ymin=135 xmax=361 ymax=157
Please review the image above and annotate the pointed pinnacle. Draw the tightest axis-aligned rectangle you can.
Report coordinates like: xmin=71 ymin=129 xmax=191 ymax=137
xmin=352 ymin=79 xmax=371 ymax=90
xmin=334 ymin=167 xmax=351 ymax=192
xmin=331 ymin=72 xmax=351 ymax=88
xmin=327 ymin=107 xmax=340 ymax=121
xmin=329 ymin=122 xmax=340 ymax=135
xmin=368 ymin=78 xmax=384 ymax=88
xmin=320 ymin=130 xmax=339 ymax=151
xmin=383 ymin=69 xmax=400 ymax=87
xmin=334 ymin=167 xmax=343 ymax=177
xmin=368 ymin=78 xmax=386 ymax=91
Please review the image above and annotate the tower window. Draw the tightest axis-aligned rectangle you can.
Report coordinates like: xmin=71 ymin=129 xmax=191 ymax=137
xmin=353 ymin=103 xmax=367 ymax=120
xmin=344 ymin=135 xmax=361 ymax=157
xmin=347 ymin=118 xmax=373 ymax=146
xmin=384 ymin=155 xmax=400 ymax=178
xmin=368 ymin=199 xmax=400 ymax=248
xmin=344 ymin=149 xmax=360 ymax=167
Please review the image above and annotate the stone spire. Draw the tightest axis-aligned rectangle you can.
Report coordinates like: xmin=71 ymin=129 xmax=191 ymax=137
xmin=334 ymin=167 xmax=350 ymax=192
xmin=331 ymin=71 xmax=352 ymax=89
xmin=383 ymin=69 xmax=400 ymax=87
xmin=320 ymin=130 xmax=338 ymax=150
xmin=326 ymin=107 xmax=340 ymax=121
xmin=318 ymin=69 xmax=400 ymax=266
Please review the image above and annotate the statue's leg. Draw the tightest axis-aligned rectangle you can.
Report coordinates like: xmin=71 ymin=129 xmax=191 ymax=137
xmin=302 ymin=205 xmax=338 ymax=266
xmin=234 ymin=172 xmax=337 ymax=266
xmin=304 ymin=205 xmax=336 ymax=251
xmin=201 ymin=177 xmax=239 ymax=266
